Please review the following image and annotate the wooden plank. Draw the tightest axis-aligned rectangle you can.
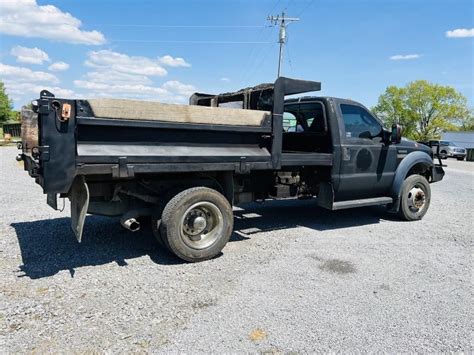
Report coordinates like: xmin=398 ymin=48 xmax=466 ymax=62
xmin=87 ymin=99 xmax=271 ymax=127
xmin=20 ymin=109 xmax=38 ymax=150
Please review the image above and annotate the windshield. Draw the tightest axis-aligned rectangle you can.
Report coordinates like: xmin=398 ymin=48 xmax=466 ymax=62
xmin=441 ymin=141 xmax=457 ymax=146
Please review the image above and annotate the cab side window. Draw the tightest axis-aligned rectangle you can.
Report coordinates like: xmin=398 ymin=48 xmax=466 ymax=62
xmin=284 ymin=102 xmax=326 ymax=133
xmin=283 ymin=112 xmax=302 ymax=132
xmin=340 ymin=104 xmax=382 ymax=140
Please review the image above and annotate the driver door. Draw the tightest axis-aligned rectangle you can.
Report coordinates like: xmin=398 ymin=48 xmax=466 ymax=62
xmin=335 ymin=102 xmax=397 ymax=200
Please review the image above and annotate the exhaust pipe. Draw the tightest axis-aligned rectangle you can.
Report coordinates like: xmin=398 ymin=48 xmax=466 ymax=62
xmin=120 ymin=208 xmax=151 ymax=232
xmin=121 ymin=217 xmax=141 ymax=232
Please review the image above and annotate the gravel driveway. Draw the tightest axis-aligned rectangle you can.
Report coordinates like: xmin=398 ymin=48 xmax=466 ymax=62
xmin=0 ymin=146 xmax=472 ymax=352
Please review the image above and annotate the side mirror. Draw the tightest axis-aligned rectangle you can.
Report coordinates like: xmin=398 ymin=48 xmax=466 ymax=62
xmin=359 ymin=131 xmax=372 ymax=139
xmin=391 ymin=124 xmax=402 ymax=144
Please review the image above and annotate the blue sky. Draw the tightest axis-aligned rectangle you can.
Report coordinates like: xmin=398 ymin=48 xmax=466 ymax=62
xmin=0 ymin=0 xmax=472 ymax=109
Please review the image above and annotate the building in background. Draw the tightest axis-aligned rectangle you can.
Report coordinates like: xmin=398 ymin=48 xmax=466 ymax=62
xmin=442 ymin=131 xmax=474 ymax=149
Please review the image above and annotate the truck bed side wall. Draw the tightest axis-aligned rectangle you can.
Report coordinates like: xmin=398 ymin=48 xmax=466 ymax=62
xmin=36 ymin=99 xmax=273 ymax=194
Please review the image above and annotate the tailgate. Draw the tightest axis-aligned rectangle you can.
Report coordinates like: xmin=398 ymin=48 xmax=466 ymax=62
xmin=19 ymin=108 xmax=41 ymax=179
xmin=19 ymin=92 xmax=77 ymax=194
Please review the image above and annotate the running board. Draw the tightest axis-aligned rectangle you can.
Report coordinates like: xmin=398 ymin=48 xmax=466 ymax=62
xmin=330 ymin=197 xmax=393 ymax=211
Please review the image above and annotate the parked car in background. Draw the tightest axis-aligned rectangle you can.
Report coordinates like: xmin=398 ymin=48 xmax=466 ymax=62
xmin=429 ymin=140 xmax=466 ymax=160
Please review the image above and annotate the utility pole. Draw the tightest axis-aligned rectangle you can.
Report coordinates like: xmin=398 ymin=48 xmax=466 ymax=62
xmin=267 ymin=11 xmax=299 ymax=77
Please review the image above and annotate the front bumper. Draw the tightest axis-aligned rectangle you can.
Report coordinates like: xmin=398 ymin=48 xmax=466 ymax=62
xmin=448 ymin=151 xmax=466 ymax=158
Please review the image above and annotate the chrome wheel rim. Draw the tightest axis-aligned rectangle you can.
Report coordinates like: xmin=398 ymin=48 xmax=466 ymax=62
xmin=180 ymin=201 xmax=223 ymax=250
xmin=407 ymin=185 xmax=426 ymax=213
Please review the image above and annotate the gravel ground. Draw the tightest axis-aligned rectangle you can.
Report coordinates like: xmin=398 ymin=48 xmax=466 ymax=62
xmin=0 ymin=146 xmax=472 ymax=353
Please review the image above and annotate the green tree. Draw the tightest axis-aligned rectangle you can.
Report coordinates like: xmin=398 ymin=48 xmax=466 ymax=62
xmin=372 ymin=80 xmax=471 ymax=141
xmin=0 ymin=81 xmax=15 ymax=124
xmin=456 ymin=109 xmax=474 ymax=131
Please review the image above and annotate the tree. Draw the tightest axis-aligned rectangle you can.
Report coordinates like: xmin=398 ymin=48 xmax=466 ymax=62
xmin=457 ymin=110 xmax=474 ymax=131
xmin=372 ymin=80 xmax=472 ymax=141
xmin=0 ymin=81 xmax=16 ymax=124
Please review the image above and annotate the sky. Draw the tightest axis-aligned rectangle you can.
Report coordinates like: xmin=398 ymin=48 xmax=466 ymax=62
xmin=0 ymin=0 xmax=473 ymax=110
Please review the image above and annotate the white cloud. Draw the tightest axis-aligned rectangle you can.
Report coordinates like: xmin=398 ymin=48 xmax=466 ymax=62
xmin=74 ymin=50 xmax=196 ymax=103
xmin=0 ymin=62 xmax=71 ymax=107
xmin=84 ymin=70 xmax=152 ymax=85
xmin=74 ymin=79 xmax=196 ymax=102
xmin=5 ymin=82 xmax=74 ymax=98
xmin=86 ymin=50 xmax=168 ymax=76
xmin=162 ymin=81 xmax=196 ymax=96
xmin=389 ymin=54 xmax=421 ymax=61
xmin=0 ymin=62 xmax=58 ymax=83
xmin=220 ymin=77 xmax=230 ymax=82
xmin=159 ymin=55 xmax=191 ymax=67
xmin=0 ymin=0 xmax=105 ymax=45
xmin=11 ymin=45 xmax=50 ymax=64
xmin=8 ymin=47 xmax=70 ymax=104
xmin=74 ymin=80 xmax=168 ymax=95
xmin=446 ymin=28 xmax=474 ymax=38
xmin=48 ymin=61 xmax=70 ymax=72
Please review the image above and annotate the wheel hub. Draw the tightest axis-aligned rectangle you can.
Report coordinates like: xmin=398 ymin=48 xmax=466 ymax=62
xmin=183 ymin=209 xmax=208 ymax=236
xmin=180 ymin=202 xmax=223 ymax=250
xmin=407 ymin=186 xmax=425 ymax=211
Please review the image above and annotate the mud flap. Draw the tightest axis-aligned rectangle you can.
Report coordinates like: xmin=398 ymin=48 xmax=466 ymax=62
xmin=317 ymin=182 xmax=334 ymax=210
xmin=69 ymin=176 xmax=89 ymax=242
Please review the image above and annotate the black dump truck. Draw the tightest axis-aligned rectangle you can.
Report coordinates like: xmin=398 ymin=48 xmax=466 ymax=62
xmin=18 ymin=77 xmax=444 ymax=262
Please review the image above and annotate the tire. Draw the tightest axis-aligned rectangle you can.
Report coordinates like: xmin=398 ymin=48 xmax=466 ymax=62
xmin=398 ymin=175 xmax=431 ymax=221
xmin=440 ymin=150 xmax=448 ymax=159
xmin=151 ymin=187 xmax=185 ymax=250
xmin=457 ymin=156 xmax=465 ymax=161
xmin=151 ymin=204 xmax=168 ymax=249
xmin=160 ymin=187 xmax=233 ymax=262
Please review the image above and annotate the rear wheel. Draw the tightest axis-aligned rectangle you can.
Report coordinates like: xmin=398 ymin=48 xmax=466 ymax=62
xmin=151 ymin=204 xmax=167 ymax=249
xmin=440 ymin=150 xmax=448 ymax=159
xmin=160 ymin=187 xmax=233 ymax=262
xmin=398 ymin=175 xmax=431 ymax=221
xmin=457 ymin=156 xmax=465 ymax=161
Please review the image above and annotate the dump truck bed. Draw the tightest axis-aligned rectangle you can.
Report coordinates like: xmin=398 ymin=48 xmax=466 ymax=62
xmin=21 ymin=78 xmax=327 ymax=194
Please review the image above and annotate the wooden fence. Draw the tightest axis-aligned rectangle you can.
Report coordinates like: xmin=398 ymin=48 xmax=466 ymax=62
xmin=2 ymin=123 xmax=21 ymax=138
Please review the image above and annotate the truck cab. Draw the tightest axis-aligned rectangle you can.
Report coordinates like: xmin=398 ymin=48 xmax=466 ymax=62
xmin=282 ymin=97 xmax=437 ymax=202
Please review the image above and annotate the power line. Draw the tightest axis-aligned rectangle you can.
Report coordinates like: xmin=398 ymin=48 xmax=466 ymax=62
xmin=88 ymin=24 xmax=266 ymax=28
xmin=237 ymin=25 xmax=273 ymax=86
xmin=286 ymin=0 xmax=296 ymax=10
xmin=268 ymin=0 xmax=283 ymax=15
xmin=240 ymin=26 xmax=279 ymax=86
xmin=296 ymin=0 xmax=316 ymax=17
xmin=237 ymin=0 xmax=283 ymax=86
xmin=286 ymin=39 xmax=293 ymax=70
xmin=109 ymin=39 xmax=273 ymax=44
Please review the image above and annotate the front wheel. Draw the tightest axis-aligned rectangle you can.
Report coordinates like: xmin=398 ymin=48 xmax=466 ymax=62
xmin=160 ymin=187 xmax=233 ymax=262
xmin=398 ymin=175 xmax=431 ymax=221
